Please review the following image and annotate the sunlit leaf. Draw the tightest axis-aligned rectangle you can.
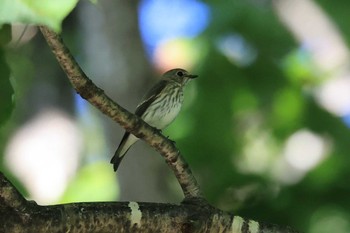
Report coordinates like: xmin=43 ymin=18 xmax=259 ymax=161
xmin=60 ymin=162 xmax=119 ymax=203
xmin=0 ymin=24 xmax=11 ymax=45
xmin=0 ymin=0 xmax=79 ymax=32
xmin=272 ymin=87 xmax=304 ymax=130
xmin=0 ymin=46 xmax=14 ymax=125
xmin=282 ymin=49 xmax=318 ymax=86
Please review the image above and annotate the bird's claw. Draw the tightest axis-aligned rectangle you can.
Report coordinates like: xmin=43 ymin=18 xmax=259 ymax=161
xmin=154 ymin=127 xmax=176 ymax=144
xmin=155 ymin=128 xmax=162 ymax=133
xmin=166 ymin=135 xmax=176 ymax=144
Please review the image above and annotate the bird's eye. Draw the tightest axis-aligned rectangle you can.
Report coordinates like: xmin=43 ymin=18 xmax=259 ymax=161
xmin=176 ymin=71 xmax=184 ymax=77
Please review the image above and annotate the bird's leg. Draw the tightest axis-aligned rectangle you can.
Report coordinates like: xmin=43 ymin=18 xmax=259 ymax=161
xmin=166 ymin=135 xmax=176 ymax=144
xmin=154 ymin=127 xmax=163 ymax=134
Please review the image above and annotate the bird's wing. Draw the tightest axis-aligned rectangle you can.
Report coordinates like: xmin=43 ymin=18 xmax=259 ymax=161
xmin=135 ymin=80 xmax=168 ymax=116
xmin=111 ymin=80 xmax=168 ymax=171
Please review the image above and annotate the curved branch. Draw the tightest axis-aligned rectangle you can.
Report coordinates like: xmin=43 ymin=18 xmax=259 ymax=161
xmin=0 ymin=173 xmax=300 ymax=233
xmin=38 ymin=26 xmax=201 ymax=199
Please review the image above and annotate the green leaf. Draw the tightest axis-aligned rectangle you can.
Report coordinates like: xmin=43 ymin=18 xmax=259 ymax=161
xmin=60 ymin=162 xmax=119 ymax=203
xmin=0 ymin=48 xmax=14 ymax=125
xmin=0 ymin=24 xmax=11 ymax=45
xmin=0 ymin=0 xmax=79 ymax=32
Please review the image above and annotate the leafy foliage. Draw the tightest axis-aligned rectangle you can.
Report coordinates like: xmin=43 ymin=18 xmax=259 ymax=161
xmin=0 ymin=0 xmax=78 ymax=32
xmin=0 ymin=25 xmax=13 ymax=125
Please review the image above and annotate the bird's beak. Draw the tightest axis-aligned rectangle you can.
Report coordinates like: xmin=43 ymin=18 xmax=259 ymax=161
xmin=187 ymin=74 xmax=198 ymax=79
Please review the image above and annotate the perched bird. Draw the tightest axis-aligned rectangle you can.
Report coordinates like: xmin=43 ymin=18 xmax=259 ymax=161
xmin=111 ymin=68 xmax=198 ymax=171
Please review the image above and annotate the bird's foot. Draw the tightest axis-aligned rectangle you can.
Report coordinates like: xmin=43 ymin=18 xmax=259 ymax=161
xmin=154 ymin=127 xmax=162 ymax=134
xmin=166 ymin=135 xmax=176 ymax=144
xmin=153 ymin=128 xmax=176 ymax=144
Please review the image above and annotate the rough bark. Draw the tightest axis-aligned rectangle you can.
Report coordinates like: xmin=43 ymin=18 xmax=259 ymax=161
xmin=0 ymin=173 xmax=299 ymax=233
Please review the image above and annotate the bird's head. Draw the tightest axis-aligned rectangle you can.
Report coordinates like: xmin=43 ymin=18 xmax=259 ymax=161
xmin=161 ymin=68 xmax=198 ymax=85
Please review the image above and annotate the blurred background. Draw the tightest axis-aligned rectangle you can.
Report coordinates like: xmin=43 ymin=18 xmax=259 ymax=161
xmin=1 ymin=0 xmax=350 ymax=232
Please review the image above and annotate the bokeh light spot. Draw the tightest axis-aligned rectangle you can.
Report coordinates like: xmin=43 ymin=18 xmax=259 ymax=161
xmin=138 ymin=0 xmax=210 ymax=55
xmin=216 ymin=34 xmax=257 ymax=67
xmin=284 ymin=129 xmax=328 ymax=171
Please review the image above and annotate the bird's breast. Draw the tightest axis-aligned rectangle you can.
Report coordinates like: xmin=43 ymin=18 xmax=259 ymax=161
xmin=142 ymin=86 xmax=184 ymax=129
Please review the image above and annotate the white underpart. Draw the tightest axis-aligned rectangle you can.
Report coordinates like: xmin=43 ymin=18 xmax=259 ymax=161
xmin=142 ymin=87 xmax=184 ymax=129
xmin=143 ymin=101 xmax=182 ymax=129
xmin=231 ymin=216 xmax=244 ymax=233
xmin=128 ymin=201 xmax=142 ymax=228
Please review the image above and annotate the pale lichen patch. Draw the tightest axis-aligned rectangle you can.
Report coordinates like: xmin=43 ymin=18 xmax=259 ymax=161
xmin=248 ymin=220 xmax=259 ymax=233
xmin=128 ymin=202 xmax=142 ymax=228
xmin=231 ymin=216 xmax=244 ymax=233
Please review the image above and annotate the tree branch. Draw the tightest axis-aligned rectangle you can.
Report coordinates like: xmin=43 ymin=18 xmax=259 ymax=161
xmin=0 ymin=173 xmax=299 ymax=233
xmin=38 ymin=25 xmax=201 ymax=199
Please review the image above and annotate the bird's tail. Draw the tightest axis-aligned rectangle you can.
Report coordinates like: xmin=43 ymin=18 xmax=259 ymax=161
xmin=110 ymin=132 xmax=139 ymax=171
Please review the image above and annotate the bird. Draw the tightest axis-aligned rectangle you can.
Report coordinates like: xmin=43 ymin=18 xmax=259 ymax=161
xmin=110 ymin=68 xmax=198 ymax=171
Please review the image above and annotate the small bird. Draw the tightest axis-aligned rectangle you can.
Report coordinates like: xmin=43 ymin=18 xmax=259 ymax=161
xmin=110 ymin=68 xmax=198 ymax=171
